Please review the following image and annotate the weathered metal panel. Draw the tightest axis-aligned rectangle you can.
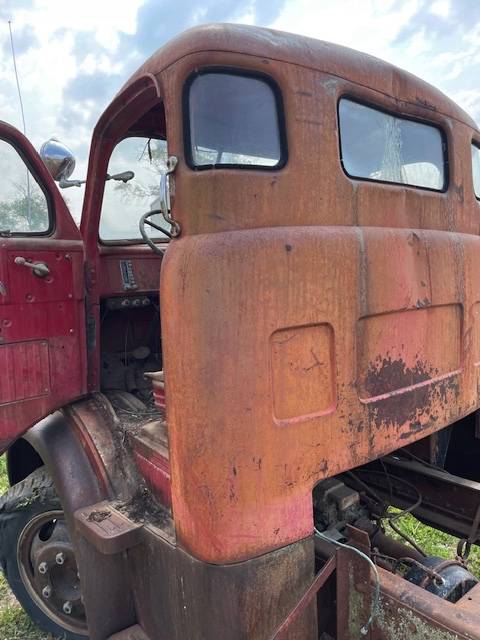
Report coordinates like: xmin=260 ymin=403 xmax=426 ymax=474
xmin=129 ymin=535 xmax=317 ymax=640
xmin=161 ymin=225 xmax=480 ymax=563
xmin=270 ymin=323 xmax=336 ymax=422
xmin=0 ymin=340 xmax=50 ymax=403
xmin=0 ymin=121 xmax=86 ymax=452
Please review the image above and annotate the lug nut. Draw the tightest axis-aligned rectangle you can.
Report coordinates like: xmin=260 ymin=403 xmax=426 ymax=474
xmin=42 ymin=585 xmax=52 ymax=599
xmin=63 ymin=601 xmax=72 ymax=615
xmin=55 ymin=552 xmax=65 ymax=565
xmin=38 ymin=562 xmax=48 ymax=575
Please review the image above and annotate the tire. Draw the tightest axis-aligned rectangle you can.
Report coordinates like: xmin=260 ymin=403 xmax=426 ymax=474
xmin=0 ymin=467 xmax=88 ymax=639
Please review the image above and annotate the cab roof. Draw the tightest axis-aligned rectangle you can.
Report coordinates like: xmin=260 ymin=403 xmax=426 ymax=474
xmin=121 ymin=22 xmax=477 ymax=131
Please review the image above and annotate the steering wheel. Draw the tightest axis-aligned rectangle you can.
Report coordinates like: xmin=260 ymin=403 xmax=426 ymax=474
xmin=139 ymin=209 xmax=173 ymax=255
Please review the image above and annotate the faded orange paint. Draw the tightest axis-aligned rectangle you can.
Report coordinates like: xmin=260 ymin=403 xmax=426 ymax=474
xmin=119 ymin=25 xmax=480 ymax=564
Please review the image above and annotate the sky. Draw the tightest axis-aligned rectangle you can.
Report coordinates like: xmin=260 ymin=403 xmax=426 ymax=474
xmin=0 ymin=0 xmax=479 ymax=219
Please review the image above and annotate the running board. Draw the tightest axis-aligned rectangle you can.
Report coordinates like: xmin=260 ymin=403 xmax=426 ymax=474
xmin=74 ymin=501 xmax=143 ymax=555
xmin=108 ymin=625 xmax=150 ymax=640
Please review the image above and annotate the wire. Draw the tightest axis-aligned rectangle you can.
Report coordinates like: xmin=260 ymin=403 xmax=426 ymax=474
xmin=388 ymin=519 xmax=427 ymax=557
xmin=394 ymin=450 xmax=447 ymax=472
xmin=351 ymin=469 xmax=422 ymax=521
xmin=347 ymin=468 xmax=427 ymax=556
xmin=8 ymin=20 xmax=31 ymax=223
xmin=314 ymin=527 xmax=380 ymax=636
xmin=8 ymin=21 xmax=27 ymax=137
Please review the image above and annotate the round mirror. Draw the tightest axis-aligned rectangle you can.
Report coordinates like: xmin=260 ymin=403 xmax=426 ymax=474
xmin=39 ymin=138 xmax=76 ymax=182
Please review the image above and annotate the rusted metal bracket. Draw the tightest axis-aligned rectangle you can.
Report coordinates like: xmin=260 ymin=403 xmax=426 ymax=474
xmin=269 ymin=555 xmax=336 ymax=640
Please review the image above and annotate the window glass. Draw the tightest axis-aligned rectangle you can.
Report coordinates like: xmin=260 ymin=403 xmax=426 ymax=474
xmin=339 ymin=99 xmax=445 ymax=190
xmin=471 ymin=144 xmax=480 ymax=199
xmin=100 ymin=137 xmax=172 ymax=241
xmin=187 ymin=72 xmax=283 ymax=168
xmin=0 ymin=139 xmax=49 ymax=234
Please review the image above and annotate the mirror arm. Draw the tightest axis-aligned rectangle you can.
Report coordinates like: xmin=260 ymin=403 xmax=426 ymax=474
xmin=59 ymin=178 xmax=86 ymax=189
xmin=106 ymin=171 xmax=135 ymax=183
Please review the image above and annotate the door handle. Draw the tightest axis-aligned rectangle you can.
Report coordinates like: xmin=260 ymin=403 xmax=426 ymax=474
xmin=14 ymin=256 xmax=50 ymax=278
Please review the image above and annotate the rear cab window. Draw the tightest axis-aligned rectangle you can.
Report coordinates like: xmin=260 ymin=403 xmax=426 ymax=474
xmin=471 ymin=143 xmax=480 ymax=199
xmin=338 ymin=98 xmax=446 ymax=191
xmin=185 ymin=70 xmax=287 ymax=170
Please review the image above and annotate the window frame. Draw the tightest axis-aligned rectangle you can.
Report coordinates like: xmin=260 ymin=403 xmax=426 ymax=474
xmin=183 ymin=67 xmax=288 ymax=172
xmin=0 ymin=135 xmax=54 ymax=237
xmin=471 ymin=139 xmax=480 ymax=201
xmin=337 ymin=95 xmax=449 ymax=194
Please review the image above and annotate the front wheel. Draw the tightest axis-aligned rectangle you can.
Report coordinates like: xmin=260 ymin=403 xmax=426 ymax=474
xmin=0 ymin=467 xmax=88 ymax=639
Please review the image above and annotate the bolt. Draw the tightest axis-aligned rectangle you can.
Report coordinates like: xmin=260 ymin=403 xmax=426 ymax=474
xmin=55 ymin=552 xmax=65 ymax=565
xmin=42 ymin=585 xmax=52 ymax=599
xmin=63 ymin=601 xmax=72 ymax=615
xmin=38 ymin=562 xmax=48 ymax=575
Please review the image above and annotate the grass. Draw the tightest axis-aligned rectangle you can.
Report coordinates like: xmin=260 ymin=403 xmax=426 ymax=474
xmin=386 ymin=512 xmax=480 ymax=577
xmin=0 ymin=457 xmax=479 ymax=638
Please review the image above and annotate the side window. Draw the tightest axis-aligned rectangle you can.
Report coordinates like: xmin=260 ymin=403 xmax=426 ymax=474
xmin=0 ymin=138 xmax=50 ymax=234
xmin=186 ymin=71 xmax=286 ymax=169
xmin=471 ymin=143 xmax=480 ymax=199
xmin=338 ymin=99 xmax=446 ymax=191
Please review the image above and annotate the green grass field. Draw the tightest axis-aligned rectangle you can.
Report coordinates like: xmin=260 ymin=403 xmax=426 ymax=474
xmin=0 ymin=455 xmax=479 ymax=639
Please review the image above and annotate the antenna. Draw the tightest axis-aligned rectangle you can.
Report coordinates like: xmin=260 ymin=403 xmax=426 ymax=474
xmin=8 ymin=20 xmax=31 ymax=223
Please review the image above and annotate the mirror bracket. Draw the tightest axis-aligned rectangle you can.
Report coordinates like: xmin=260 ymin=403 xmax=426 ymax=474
xmin=159 ymin=156 xmax=181 ymax=237
xmin=59 ymin=178 xmax=86 ymax=189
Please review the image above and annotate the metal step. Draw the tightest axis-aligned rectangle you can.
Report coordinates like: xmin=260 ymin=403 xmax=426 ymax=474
xmin=74 ymin=500 xmax=143 ymax=555
xmin=108 ymin=625 xmax=150 ymax=640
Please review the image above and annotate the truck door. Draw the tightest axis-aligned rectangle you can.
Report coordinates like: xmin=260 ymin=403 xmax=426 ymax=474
xmin=0 ymin=122 xmax=86 ymax=453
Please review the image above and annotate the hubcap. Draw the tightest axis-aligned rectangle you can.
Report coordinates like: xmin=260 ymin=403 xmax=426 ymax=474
xmin=17 ymin=510 xmax=87 ymax=635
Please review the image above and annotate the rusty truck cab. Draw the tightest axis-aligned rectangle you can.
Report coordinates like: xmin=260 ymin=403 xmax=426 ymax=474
xmin=3 ymin=23 xmax=480 ymax=640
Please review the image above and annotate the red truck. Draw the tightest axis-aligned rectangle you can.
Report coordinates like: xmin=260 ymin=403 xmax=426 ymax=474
xmin=1 ymin=23 xmax=480 ymax=640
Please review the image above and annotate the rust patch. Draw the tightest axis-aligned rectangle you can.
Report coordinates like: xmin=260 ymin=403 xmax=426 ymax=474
xmin=365 ymin=356 xmax=434 ymax=398
xmin=364 ymin=356 xmax=459 ymax=429
xmin=87 ymin=509 xmax=112 ymax=523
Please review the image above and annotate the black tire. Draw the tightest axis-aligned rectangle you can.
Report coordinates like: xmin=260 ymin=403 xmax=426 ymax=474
xmin=0 ymin=467 xmax=88 ymax=639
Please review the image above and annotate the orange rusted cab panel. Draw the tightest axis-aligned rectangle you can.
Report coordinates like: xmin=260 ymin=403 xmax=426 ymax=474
xmin=141 ymin=24 xmax=480 ymax=564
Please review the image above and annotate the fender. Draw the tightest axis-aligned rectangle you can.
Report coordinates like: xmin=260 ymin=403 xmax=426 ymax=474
xmin=7 ymin=402 xmax=138 ymax=640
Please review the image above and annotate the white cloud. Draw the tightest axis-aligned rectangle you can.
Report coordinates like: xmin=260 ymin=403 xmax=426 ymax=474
xmin=271 ymin=0 xmax=420 ymax=61
xmin=430 ymin=0 xmax=450 ymax=18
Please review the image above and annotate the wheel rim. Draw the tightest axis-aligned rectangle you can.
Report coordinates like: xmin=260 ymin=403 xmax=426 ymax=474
xmin=17 ymin=509 xmax=88 ymax=635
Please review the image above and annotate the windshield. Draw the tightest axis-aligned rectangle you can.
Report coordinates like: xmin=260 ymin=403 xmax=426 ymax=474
xmin=100 ymin=136 xmax=171 ymax=241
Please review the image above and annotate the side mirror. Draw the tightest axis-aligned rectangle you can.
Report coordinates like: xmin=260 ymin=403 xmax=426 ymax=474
xmin=39 ymin=138 xmax=85 ymax=188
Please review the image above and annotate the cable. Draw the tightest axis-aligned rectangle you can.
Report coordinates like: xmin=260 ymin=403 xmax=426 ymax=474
xmin=314 ymin=527 xmax=380 ymax=636
xmin=394 ymin=450 xmax=447 ymax=472
xmin=353 ymin=469 xmax=423 ymax=521
xmin=8 ymin=21 xmax=27 ymax=137
xmin=346 ymin=468 xmax=427 ymax=556
xmin=387 ymin=519 xmax=427 ymax=557
xmin=8 ymin=20 xmax=31 ymax=224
